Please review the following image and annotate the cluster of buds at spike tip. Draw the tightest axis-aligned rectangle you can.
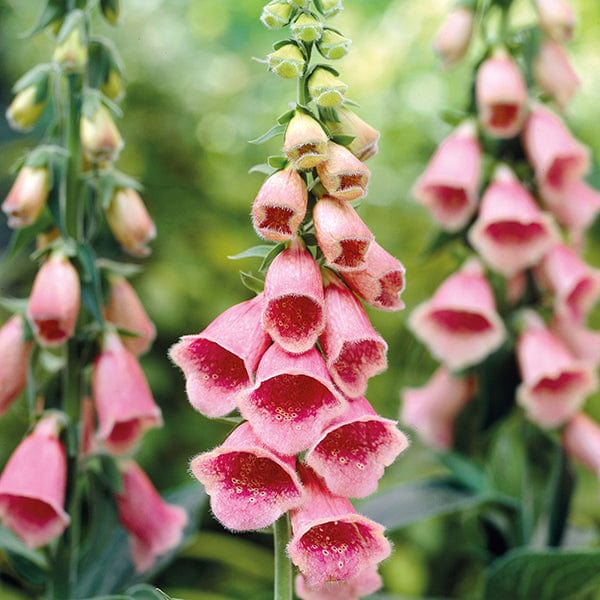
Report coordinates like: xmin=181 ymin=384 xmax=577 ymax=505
xmin=169 ymin=1 xmax=410 ymax=595
xmin=402 ymin=0 xmax=600 ymax=446
xmin=0 ymin=0 xmax=178 ymax=572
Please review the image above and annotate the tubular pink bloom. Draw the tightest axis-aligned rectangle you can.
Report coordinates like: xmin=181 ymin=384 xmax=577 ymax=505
xmin=341 ymin=242 xmax=406 ymax=311
xmin=476 ymin=50 xmax=528 ymax=139
xmin=27 ymin=252 xmax=80 ymax=347
xmin=79 ymin=396 xmax=98 ymax=458
xmin=93 ymin=330 xmax=163 ymax=454
xmin=516 ymin=311 xmax=597 ymax=428
xmin=252 ymin=168 xmax=308 ymax=242
xmin=401 ymin=366 xmax=477 ymax=450
xmin=305 ymin=396 xmax=408 ymax=498
xmin=2 ymin=166 xmax=49 ymax=229
xmin=316 ymin=142 xmax=370 ymax=201
xmin=522 ymin=105 xmax=589 ymax=204
xmin=284 ymin=111 xmax=329 ymax=170
xmin=534 ymin=39 xmax=580 ymax=111
xmin=104 ymin=275 xmax=156 ymax=356
xmin=412 ymin=122 xmax=482 ymax=232
xmin=106 ymin=188 xmax=156 ymax=258
xmin=296 ymin=566 xmax=383 ymax=600
xmin=328 ymin=108 xmax=380 ymax=162
xmin=562 ymin=413 xmax=600 ymax=475
xmin=169 ymin=295 xmax=270 ymax=417
xmin=238 ymin=344 xmax=346 ymax=456
xmin=551 ymin=180 xmax=600 ymax=243
xmin=467 ymin=165 xmax=559 ymax=277
xmin=80 ymin=104 xmax=123 ymax=163
xmin=115 ymin=460 xmax=187 ymax=572
xmin=319 ymin=278 xmax=387 ymax=397
xmin=535 ymin=243 xmax=600 ymax=323
xmin=0 ymin=315 xmax=33 ymax=416
xmin=262 ymin=241 xmax=325 ymax=354
xmin=0 ymin=416 xmax=70 ymax=548
xmin=190 ymin=422 xmax=305 ymax=531
xmin=535 ymin=0 xmax=576 ymax=43
xmin=433 ymin=7 xmax=475 ymax=68
xmin=313 ymin=196 xmax=374 ymax=273
xmin=551 ymin=313 xmax=600 ymax=366
xmin=288 ymin=465 xmax=391 ymax=588
xmin=408 ymin=259 xmax=506 ymax=370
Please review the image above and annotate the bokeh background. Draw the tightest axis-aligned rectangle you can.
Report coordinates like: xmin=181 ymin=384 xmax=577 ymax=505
xmin=1 ymin=0 xmax=600 ymax=597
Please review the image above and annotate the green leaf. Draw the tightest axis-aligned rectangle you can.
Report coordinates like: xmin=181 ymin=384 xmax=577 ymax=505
xmin=76 ymin=244 xmax=105 ymax=325
xmin=438 ymin=452 xmax=489 ymax=493
xmin=277 ymin=109 xmax=296 ymax=125
xmin=248 ymin=163 xmax=276 ymax=176
xmin=267 ymin=155 xmax=288 ymax=170
xmin=228 ymin=245 xmax=277 ymax=260
xmin=331 ymin=134 xmax=355 ymax=147
xmin=0 ymin=526 xmax=48 ymax=571
xmin=249 ymin=123 xmax=286 ymax=145
xmin=88 ymin=454 xmax=123 ymax=494
xmin=484 ymin=548 xmax=600 ymax=600
xmin=239 ymin=271 xmax=265 ymax=294
xmin=127 ymin=584 xmax=174 ymax=599
xmin=22 ymin=0 xmax=66 ymax=37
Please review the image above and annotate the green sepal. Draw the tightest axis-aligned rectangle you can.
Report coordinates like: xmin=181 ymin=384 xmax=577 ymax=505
xmin=100 ymin=0 xmax=121 ymax=25
xmin=259 ymin=243 xmax=285 ymax=273
xmin=0 ymin=297 xmax=29 ymax=315
xmin=88 ymin=36 xmax=125 ymax=91
xmin=239 ymin=271 xmax=265 ymax=294
xmin=267 ymin=155 xmax=289 ymax=170
xmin=228 ymin=245 xmax=278 ymax=260
xmin=96 ymin=258 xmax=143 ymax=278
xmin=23 ymin=0 xmax=67 ymax=37
xmin=12 ymin=64 xmax=53 ymax=105
xmin=277 ymin=109 xmax=296 ymax=125
xmin=331 ymin=133 xmax=355 ymax=147
xmin=55 ymin=8 xmax=85 ymax=44
xmin=249 ymin=163 xmax=277 ymax=176
xmin=87 ymin=454 xmax=124 ymax=494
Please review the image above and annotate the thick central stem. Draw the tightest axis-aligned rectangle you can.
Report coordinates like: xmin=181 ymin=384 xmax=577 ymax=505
xmin=274 ymin=513 xmax=293 ymax=600
xmin=63 ymin=73 xmax=82 ymax=240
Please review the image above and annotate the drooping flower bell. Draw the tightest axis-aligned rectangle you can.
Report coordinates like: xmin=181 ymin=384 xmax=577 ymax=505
xmin=262 ymin=239 xmax=325 ymax=354
xmin=80 ymin=102 xmax=124 ymax=164
xmin=305 ymin=396 xmax=408 ymax=498
xmin=408 ymin=259 xmax=506 ymax=370
xmin=433 ymin=6 xmax=475 ymax=68
xmin=317 ymin=29 xmax=351 ymax=60
xmin=190 ymin=422 xmax=305 ymax=531
xmin=412 ymin=121 xmax=482 ymax=232
xmin=53 ymin=11 xmax=88 ymax=71
xmin=251 ymin=168 xmax=308 ymax=242
xmin=0 ymin=415 xmax=70 ymax=549
xmin=2 ymin=165 xmax=50 ymax=229
xmin=326 ymin=107 xmax=380 ymax=162
xmin=283 ymin=111 xmax=329 ymax=170
xmin=267 ymin=43 xmax=306 ymax=79
xmin=562 ymin=413 xmax=600 ymax=476
xmin=551 ymin=313 xmax=600 ymax=366
xmin=550 ymin=180 xmax=600 ymax=244
xmin=6 ymin=65 xmax=51 ymax=132
xmin=401 ymin=366 xmax=477 ymax=450
xmin=291 ymin=13 xmax=323 ymax=44
xmin=535 ymin=0 xmax=576 ymax=42
xmin=93 ymin=330 xmax=163 ymax=454
xmin=237 ymin=343 xmax=346 ymax=456
xmin=307 ymin=67 xmax=348 ymax=108
xmin=115 ymin=460 xmax=187 ymax=572
xmin=316 ymin=142 xmax=370 ymax=201
xmin=288 ymin=465 xmax=391 ymax=589
xmin=260 ymin=1 xmax=293 ymax=29
xmin=27 ymin=251 xmax=81 ymax=347
xmin=169 ymin=294 xmax=270 ymax=418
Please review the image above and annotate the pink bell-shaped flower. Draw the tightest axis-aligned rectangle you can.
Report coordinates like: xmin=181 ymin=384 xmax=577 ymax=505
xmin=190 ymin=422 xmax=305 ymax=531
xmin=476 ymin=50 xmax=528 ymax=139
xmin=283 ymin=111 xmax=329 ymax=170
xmin=412 ymin=122 xmax=481 ymax=232
xmin=305 ymin=396 xmax=408 ymax=498
xmin=169 ymin=295 xmax=270 ymax=418
xmin=238 ymin=343 xmax=346 ymax=456
xmin=27 ymin=251 xmax=81 ymax=347
xmin=468 ymin=165 xmax=558 ymax=277
xmin=296 ymin=565 xmax=383 ymax=600
xmin=535 ymin=0 xmax=576 ymax=42
xmin=0 ymin=415 xmax=70 ymax=548
xmin=562 ymin=413 xmax=600 ymax=476
xmin=408 ymin=259 xmax=506 ymax=370
xmin=550 ymin=180 xmax=600 ymax=246
xmin=327 ymin=108 xmax=380 ymax=162
xmin=104 ymin=275 xmax=156 ymax=356
xmin=341 ymin=241 xmax=406 ymax=311
xmin=313 ymin=196 xmax=374 ymax=272
xmin=401 ymin=366 xmax=477 ymax=450
xmin=0 ymin=315 xmax=33 ymax=416
xmin=288 ymin=465 xmax=391 ymax=588
xmin=93 ymin=330 xmax=163 ymax=454
xmin=319 ymin=276 xmax=387 ymax=397
xmin=516 ymin=311 xmax=597 ymax=428
xmin=252 ymin=168 xmax=308 ymax=242
xmin=551 ymin=313 xmax=600 ymax=366
xmin=522 ymin=105 xmax=589 ymax=205
xmin=533 ymin=39 xmax=580 ymax=111
xmin=262 ymin=239 xmax=325 ymax=354
xmin=2 ymin=166 xmax=50 ymax=229
xmin=115 ymin=460 xmax=187 ymax=572
xmin=535 ymin=243 xmax=600 ymax=323
xmin=433 ymin=6 xmax=475 ymax=68
xmin=316 ymin=142 xmax=370 ymax=201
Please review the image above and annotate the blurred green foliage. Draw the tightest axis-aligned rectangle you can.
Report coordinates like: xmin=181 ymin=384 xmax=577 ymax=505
xmin=1 ymin=0 xmax=600 ymax=598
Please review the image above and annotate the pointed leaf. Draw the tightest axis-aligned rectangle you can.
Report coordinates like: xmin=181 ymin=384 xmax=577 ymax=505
xmin=249 ymin=123 xmax=286 ymax=145
xmin=227 ymin=245 xmax=277 ymax=261
xmin=239 ymin=271 xmax=265 ymax=294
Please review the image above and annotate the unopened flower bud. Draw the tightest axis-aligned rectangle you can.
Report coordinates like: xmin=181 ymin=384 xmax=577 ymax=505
xmin=327 ymin=107 xmax=380 ymax=161
xmin=283 ymin=111 xmax=329 ymax=170
xmin=316 ymin=0 xmax=344 ymax=18
xmin=2 ymin=166 xmax=50 ymax=229
xmin=434 ymin=6 xmax=475 ymax=67
xmin=53 ymin=14 xmax=87 ymax=72
xmin=100 ymin=0 xmax=120 ymax=25
xmin=260 ymin=2 xmax=293 ymax=29
xmin=535 ymin=0 xmax=575 ymax=43
xmin=307 ymin=67 xmax=347 ymax=108
xmin=267 ymin=43 xmax=306 ymax=79
xmin=80 ymin=104 xmax=124 ymax=163
xmin=6 ymin=87 xmax=46 ymax=132
xmin=317 ymin=29 xmax=351 ymax=60
xmin=107 ymin=188 xmax=156 ymax=257
xmin=533 ymin=39 xmax=579 ymax=111
xmin=100 ymin=69 xmax=125 ymax=101
xmin=291 ymin=14 xmax=323 ymax=43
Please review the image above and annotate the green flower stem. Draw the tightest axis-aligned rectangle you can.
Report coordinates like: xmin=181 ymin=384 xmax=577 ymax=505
xmin=274 ymin=513 xmax=293 ymax=600
xmin=63 ymin=73 xmax=82 ymax=241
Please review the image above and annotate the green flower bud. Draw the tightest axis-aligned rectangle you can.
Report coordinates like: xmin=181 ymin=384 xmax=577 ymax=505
xmin=291 ymin=14 xmax=323 ymax=43
xmin=317 ymin=29 xmax=351 ymax=60
xmin=100 ymin=0 xmax=121 ymax=25
xmin=260 ymin=2 xmax=293 ymax=29
xmin=315 ymin=0 xmax=344 ymax=17
xmin=289 ymin=0 xmax=307 ymax=7
xmin=267 ymin=44 xmax=306 ymax=79
xmin=53 ymin=11 xmax=87 ymax=72
xmin=6 ymin=65 xmax=52 ymax=131
xmin=307 ymin=67 xmax=347 ymax=108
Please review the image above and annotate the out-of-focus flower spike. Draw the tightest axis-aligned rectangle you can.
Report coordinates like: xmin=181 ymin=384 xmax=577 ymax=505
xmin=2 ymin=165 xmax=50 ymax=229
xmin=534 ymin=39 xmax=580 ymax=111
xmin=535 ymin=0 xmax=576 ymax=43
xmin=433 ymin=5 xmax=475 ymax=68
